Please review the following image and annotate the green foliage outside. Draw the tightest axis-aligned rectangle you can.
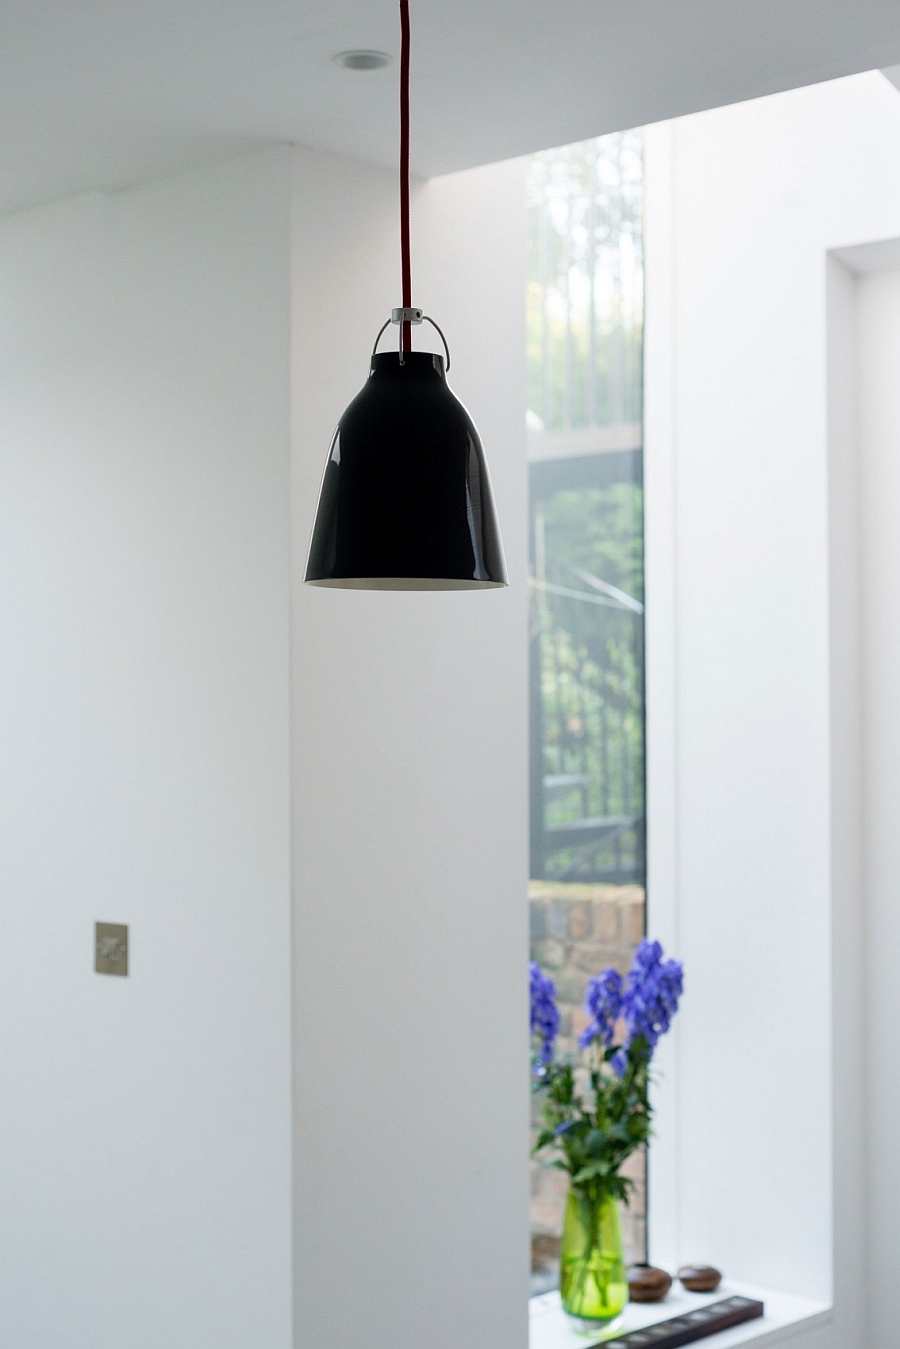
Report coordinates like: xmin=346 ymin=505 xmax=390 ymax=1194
xmin=528 ymin=130 xmax=645 ymax=881
xmin=526 ymin=131 xmax=643 ymax=434
xmin=536 ymin=485 xmax=644 ymax=861
xmin=543 ymin=482 xmax=643 ymax=602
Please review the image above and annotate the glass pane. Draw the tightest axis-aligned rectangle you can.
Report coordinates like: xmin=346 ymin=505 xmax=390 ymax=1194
xmin=527 ymin=129 xmax=647 ymax=1297
xmin=526 ymin=132 xmax=643 ymax=435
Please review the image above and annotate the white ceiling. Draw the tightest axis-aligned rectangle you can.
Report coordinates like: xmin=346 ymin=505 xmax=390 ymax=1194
xmin=2 ymin=0 xmax=900 ymax=216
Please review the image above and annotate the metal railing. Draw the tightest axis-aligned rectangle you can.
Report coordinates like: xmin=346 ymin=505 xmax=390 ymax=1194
xmin=529 ymin=504 xmax=645 ymax=886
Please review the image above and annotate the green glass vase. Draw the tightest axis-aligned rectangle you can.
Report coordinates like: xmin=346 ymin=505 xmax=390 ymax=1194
xmin=559 ymin=1189 xmax=627 ymax=1324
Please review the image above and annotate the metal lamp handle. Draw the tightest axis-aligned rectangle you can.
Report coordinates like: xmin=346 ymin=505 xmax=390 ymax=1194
xmin=371 ymin=310 xmax=452 ymax=371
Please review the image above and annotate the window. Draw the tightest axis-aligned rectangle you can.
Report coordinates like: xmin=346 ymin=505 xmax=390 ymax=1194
xmin=527 ymin=130 xmax=647 ymax=1294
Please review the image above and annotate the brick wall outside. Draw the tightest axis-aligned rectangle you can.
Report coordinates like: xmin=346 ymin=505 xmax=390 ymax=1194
xmin=529 ymin=881 xmax=646 ymax=1290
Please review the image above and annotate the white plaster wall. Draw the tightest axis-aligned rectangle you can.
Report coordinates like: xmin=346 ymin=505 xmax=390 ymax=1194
xmin=14 ymin=73 xmax=900 ymax=1349
xmin=855 ymin=266 xmax=900 ymax=1349
xmin=290 ymin=146 xmax=529 ymax=1349
xmin=643 ymin=71 xmax=900 ymax=1341
xmin=0 ymin=151 xmax=293 ymax=1348
xmin=824 ymin=255 xmax=866 ymax=1349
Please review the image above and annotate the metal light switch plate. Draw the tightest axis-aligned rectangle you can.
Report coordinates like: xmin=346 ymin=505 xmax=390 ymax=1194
xmin=95 ymin=922 xmax=128 ymax=976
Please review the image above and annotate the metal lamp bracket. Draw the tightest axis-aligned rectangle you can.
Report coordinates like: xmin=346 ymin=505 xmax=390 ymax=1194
xmin=372 ymin=308 xmax=452 ymax=371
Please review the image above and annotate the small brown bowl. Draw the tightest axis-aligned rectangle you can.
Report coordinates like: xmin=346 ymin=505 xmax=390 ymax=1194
xmin=678 ymin=1264 xmax=722 ymax=1293
xmin=627 ymin=1263 xmax=672 ymax=1302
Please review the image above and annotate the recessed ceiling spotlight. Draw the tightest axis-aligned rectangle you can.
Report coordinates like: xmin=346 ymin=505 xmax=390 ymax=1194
xmin=333 ymin=50 xmax=392 ymax=71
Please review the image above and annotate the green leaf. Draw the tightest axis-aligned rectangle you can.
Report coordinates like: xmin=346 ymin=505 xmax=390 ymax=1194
xmin=571 ymin=1159 xmax=614 ymax=1184
xmin=585 ymin=1129 xmax=606 ymax=1156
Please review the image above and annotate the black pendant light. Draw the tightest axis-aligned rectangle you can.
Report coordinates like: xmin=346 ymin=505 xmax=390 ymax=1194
xmin=305 ymin=0 xmax=507 ymax=591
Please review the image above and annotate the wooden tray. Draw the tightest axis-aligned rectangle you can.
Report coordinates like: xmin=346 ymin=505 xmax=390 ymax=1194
xmin=587 ymin=1296 xmax=764 ymax=1348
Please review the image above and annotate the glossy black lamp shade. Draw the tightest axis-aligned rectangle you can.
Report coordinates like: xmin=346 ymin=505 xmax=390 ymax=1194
xmin=305 ymin=351 xmax=507 ymax=589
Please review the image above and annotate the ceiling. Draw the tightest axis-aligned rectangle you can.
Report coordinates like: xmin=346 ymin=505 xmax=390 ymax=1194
xmin=2 ymin=0 xmax=900 ymax=216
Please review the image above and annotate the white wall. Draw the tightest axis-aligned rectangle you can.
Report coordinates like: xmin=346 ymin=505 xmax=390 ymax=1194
xmin=290 ymin=146 xmax=530 ymax=1349
xmin=16 ymin=72 xmax=900 ymax=1349
xmin=854 ymin=265 xmax=900 ymax=1349
xmin=824 ymin=254 xmax=866 ymax=1349
xmin=643 ymin=71 xmax=900 ymax=1346
xmin=0 ymin=151 xmax=294 ymax=1348
xmin=0 ymin=134 xmax=530 ymax=1349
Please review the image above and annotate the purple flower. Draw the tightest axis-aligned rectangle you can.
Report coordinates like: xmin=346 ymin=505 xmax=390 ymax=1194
xmin=620 ymin=938 xmax=684 ymax=1054
xmin=579 ymin=967 xmax=623 ymax=1049
xmin=530 ymin=962 xmax=560 ymax=1065
xmin=610 ymin=1047 xmax=628 ymax=1079
xmin=578 ymin=939 xmax=683 ymax=1070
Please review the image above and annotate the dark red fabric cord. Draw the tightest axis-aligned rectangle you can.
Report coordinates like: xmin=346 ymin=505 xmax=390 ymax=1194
xmin=399 ymin=0 xmax=412 ymax=351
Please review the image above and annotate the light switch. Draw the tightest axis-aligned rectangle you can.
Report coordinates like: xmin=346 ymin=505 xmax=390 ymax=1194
xmin=95 ymin=922 xmax=128 ymax=976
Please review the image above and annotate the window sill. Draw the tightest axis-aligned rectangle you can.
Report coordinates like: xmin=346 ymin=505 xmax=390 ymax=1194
xmin=530 ymin=1282 xmax=831 ymax=1348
